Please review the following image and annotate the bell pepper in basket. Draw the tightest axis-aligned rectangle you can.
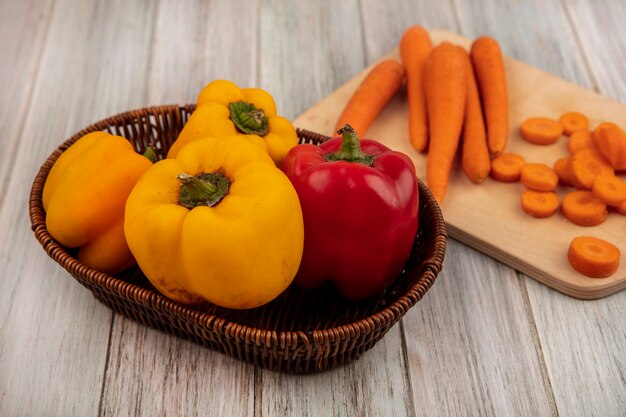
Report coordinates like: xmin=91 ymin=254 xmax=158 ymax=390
xmin=167 ymin=80 xmax=298 ymax=164
xmin=281 ymin=124 xmax=419 ymax=300
xmin=125 ymin=135 xmax=304 ymax=309
xmin=42 ymin=132 xmax=155 ymax=274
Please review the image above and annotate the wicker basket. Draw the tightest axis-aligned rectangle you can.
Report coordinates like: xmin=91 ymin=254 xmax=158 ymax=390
xmin=29 ymin=104 xmax=447 ymax=373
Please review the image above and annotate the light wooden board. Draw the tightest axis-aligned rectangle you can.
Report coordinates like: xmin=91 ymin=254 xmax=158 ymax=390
xmin=294 ymin=29 xmax=626 ymax=300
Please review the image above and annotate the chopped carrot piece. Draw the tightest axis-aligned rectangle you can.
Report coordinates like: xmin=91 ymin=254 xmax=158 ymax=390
xmin=567 ymin=130 xmax=594 ymax=154
xmin=521 ymin=190 xmax=559 ymax=218
xmin=568 ymin=236 xmax=620 ymax=278
xmin=615 ymin=199 xmax=626 ymax=215
xmin=562 ymin=190 xmax=607 ymax=226
xmin=520 ymin=163 xmax=558 ymax=191
xmin=592 ymin=122 xmax=626 ymax=170
xmin=520 ymin=117 xmax=563 ymax=145
xmin=554 ymin=157 xmax=574 ymax=187
xmin=569 ymin=148 xmax=614 ymax=189
xmin=490 ymin=153 xmax=526 ymax=182
xmin=592 ymin=175 xmax=626 ymax=207
xmin=559 ymin=112 xmax=589 ymax=136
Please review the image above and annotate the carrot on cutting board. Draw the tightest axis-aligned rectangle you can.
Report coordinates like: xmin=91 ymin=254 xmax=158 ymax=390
xmin=521 ymin=190 xmax=560 ymax=218
xmin=424 ymin=42 xmax=467 ymax=203
xmin=615 ymin=200 xmax=626 ymax=216
xmin=559 ymin=112 xmax=589 ymax=136
xmin=490 ymin=153 xmax=526 ymax=182
xmin=554 ymin=157 xmax=574 ymax=187
xmin=458 ymin=46 xmax=490 ymax=184
xmin=520 ymin=163 xmax=559 ymax=191
xmin=520 ymin=117 xmax=563 ymax=145
xmin=592 ymin=175 xmax=626 ymax=207
xmin=334 ymin=59 xmax=405 ymax=136
xmin=471 ymin=37 xmax=508 ymax=156
xmin=592 ymin=122 xmax=626 ymax=170
xmin=567 ymin=130 xmax=594 ymax=154
xmin=569 ymin=148 xmax=614 ymax=189
xmin=562 ymin=190 xmax=607 ymax=226
xmin=400 ymin=26 xmax=432 ymax=152
xmin=568 ymin=236 xmax=620 ymax=278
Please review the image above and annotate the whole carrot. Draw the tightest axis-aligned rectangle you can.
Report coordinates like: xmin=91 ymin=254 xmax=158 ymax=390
xmin=471 ymin=36 xmax=508 ymax=157
xmin=400 ymin=26 xmax=432 ymax=152
xmin=459 ymin=46 xmax=490 ymax=183
xmin=334 ymin=59 xmax=405 ymax=136
xmin=424 ymin=42 xmax=467 ymax=203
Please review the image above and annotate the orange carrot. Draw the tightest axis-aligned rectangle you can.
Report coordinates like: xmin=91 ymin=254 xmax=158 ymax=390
xmin=569 ymin=148 xmax=614 ymax=189
xmin=559 ymin=112 xmax=589 ymax=136
xmin=471 ymin=37 xmax=508 ymax=156
xmin=592 ymin=122 xmax=626 ymax=170
xmin=567 ymin=130 xmax=594 ymax=154
xmin=568 ymin=236 xmax=620 ymax=278
xmin=335 ymin=59 xmax=405 ymax=136
xmin=521 ymin=190 xmax=560 ymax=218
xmin=458 ymin=46 xmax=490 ymax=184
xmin=520 ymin=163 xmax=558 ymax=191
xmin=562 ymin=190 xmax=607 ymax=226
xmin=520 ymin=117 xmax=563 ymax=145
xmin=400 ymin=26 xmax=432 ymax=152
xmin=424 ymin=42 xmax=467 ymax=203
xmin=490 ymin=153 xmax=526 ymax=182
xmin=554 ymin=157 xmax=574 ymax=187
xmin=615 ymin=199 xmax=626 ymax=216
xmin=592 ymin=175 xmax=626 ymax=207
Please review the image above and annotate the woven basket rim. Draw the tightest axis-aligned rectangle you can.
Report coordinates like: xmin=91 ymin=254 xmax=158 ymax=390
xmin=29 ymin=103 xmax=447 ymax=344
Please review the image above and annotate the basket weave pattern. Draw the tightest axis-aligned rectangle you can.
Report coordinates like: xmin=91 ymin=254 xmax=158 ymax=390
xmin=29 ymin=105 xmax=447 ymax=373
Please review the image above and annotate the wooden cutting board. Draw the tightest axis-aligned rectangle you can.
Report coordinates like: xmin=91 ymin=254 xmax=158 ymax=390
xmin=294 ymin=29 xmax=626 ymax=300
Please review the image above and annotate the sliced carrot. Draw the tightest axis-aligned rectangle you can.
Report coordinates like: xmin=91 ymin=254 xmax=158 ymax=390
xmin=567 ymin=130 xmax=594 ymax=154
xmin=559 ymin=112 xmax=589 ymax=136
xmin=569 ymin=148 xmax=614 ymax=189
xmin=400 ymin=26 xmax=432 ymax=152
xmin=568 ymin=236 xmax=620 ymax=278
xmin=592 ymin=122 xmax=626 ymax=170
xmin=562 ymin=190 xmax=607 ymax=226
xmin=615 ymin=199 xmax=626 ymax=215
xmin=521 ymin=190 xmax=560 ymax=218
xmin=490 ymin=153 xmax=526 ymax=182
xmin=335 ymin=59 xmax=405 ymax=136
xmin=554 ymin=157 xmax=574 ymax=187
xmin=471 ymin=37 xmax=508 ymax=156
xmin=520 ymin=117 xmax=563 ymax=145
xmin=520 ymin=163 xmax=558 ymax=191
xmin=459 ymin=46 xmax=490 ymax=184
xmin=592 ymin=175 xmax=626 ymax=207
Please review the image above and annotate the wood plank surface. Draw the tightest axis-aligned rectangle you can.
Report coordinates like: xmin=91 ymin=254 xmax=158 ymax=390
xmin=294 ymin=30 xmax=626 ymax=299
xmin=98 ymin=1 xmax=257 ymax=415
xmin=0 ymin=0 xmax=157 ymax=415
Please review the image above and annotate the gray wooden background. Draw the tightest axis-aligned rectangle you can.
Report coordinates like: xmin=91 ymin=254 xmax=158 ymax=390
xmin=1 ymin=0 xmax=624 ymax=416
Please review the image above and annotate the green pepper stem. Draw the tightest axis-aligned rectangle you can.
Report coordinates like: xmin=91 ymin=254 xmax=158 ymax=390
xmin=177 ymin=172 xmax=231 ymax=209
xmin=229 ymin=101 xmax=270 ymax=135
xmin=142 ymin=146 xmax=158 ymax=163
xmin=324 ymin=124 xmax=375 ymax=165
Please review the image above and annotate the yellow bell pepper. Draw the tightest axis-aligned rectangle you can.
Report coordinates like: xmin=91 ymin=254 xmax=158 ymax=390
xmin=42 ymin=132 xmax=154 ymax=274
xmin=167 ymin=80 xmax=298 ymax=165
xmin=125 ymin=135 xmax=304 ymax=309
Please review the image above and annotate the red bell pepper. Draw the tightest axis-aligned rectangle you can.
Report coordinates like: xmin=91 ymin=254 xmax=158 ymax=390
xmin=282 ymin=124 xmax=419 ymax=299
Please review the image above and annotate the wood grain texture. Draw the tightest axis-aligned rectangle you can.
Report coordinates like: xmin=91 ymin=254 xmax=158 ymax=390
xmin=0 ymin=0 xmax=54 ymax=216
xmin=98 ymin=1 xmax=258 ymax=415
xmin=403 ymin=241 xmax=554 ymax=416
xmin=257 ymin=326 xmax=413 ymax=417
xmin=0 ymin=0 xmax=157 ymax=415
xmin=294 ymin=30 xmax=626 ymax=299
xmin=563 ymin=0 xmax=626 ymax=101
